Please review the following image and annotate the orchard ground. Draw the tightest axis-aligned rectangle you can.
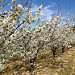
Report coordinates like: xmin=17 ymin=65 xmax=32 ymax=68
xmin=1 ymin=46 xmax=75 ymax=75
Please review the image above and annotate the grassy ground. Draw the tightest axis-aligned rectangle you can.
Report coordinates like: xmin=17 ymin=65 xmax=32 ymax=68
xmin=0 ymin=47 xmax=75 ymax=75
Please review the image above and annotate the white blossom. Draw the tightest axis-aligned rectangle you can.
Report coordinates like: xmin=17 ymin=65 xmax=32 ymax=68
xmin=12 ymin=0 xmax=18 ymax=4
xmin=0 ymin=63 xmax=5 ymax=72
xmin=18 ymin=4 xmax=23 ymax=9
xmin=38 ymin=4 xmax=42 ymax=11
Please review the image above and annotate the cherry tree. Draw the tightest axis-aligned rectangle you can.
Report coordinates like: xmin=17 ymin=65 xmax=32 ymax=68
xmin=0 ymin=0 xmax=75 ymax=72
xmin=0 ymin=0 xmax=45 ymax=71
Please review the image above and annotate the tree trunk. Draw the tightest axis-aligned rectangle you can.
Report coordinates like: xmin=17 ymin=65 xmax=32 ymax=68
xmin=62 ymin=46 xmax=65 ymax=53
xmin=52 ymin=49 xmax=56 ymax=58
xmin=30 ymin=56 xmax=36 ymax=70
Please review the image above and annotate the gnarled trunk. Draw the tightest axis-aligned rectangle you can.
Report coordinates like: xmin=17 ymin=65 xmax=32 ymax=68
xmin=51 ymin=46 xmax=57 ymax=58
xmin=62 ymin=46 xmax=65 ymax=53
xmin=30 ymin=54 xmax=37 ymax=70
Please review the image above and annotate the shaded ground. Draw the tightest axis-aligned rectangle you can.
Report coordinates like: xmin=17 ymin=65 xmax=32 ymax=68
xmin=1 ymin=47 xmax=75 ymax=75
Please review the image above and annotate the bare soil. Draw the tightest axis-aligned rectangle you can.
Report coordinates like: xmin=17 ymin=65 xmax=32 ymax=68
xmin=1 ymin=47 xmax=75 ymax=75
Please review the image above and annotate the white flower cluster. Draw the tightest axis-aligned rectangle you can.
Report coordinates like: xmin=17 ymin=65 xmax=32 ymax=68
xmin=12 ymin=0 xmax=18 ymax=4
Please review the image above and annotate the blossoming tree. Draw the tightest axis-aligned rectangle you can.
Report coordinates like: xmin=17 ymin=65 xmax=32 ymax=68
xmin=0 ymin=0 xmax=75 ymax=71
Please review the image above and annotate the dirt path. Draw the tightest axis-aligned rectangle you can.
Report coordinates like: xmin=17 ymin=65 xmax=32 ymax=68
xmin=1 ymin=47 xmax=75 ymax=75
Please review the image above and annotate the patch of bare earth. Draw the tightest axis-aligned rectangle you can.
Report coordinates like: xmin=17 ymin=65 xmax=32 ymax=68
xmin=1 ymin=47 xmax=75 ymax=75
